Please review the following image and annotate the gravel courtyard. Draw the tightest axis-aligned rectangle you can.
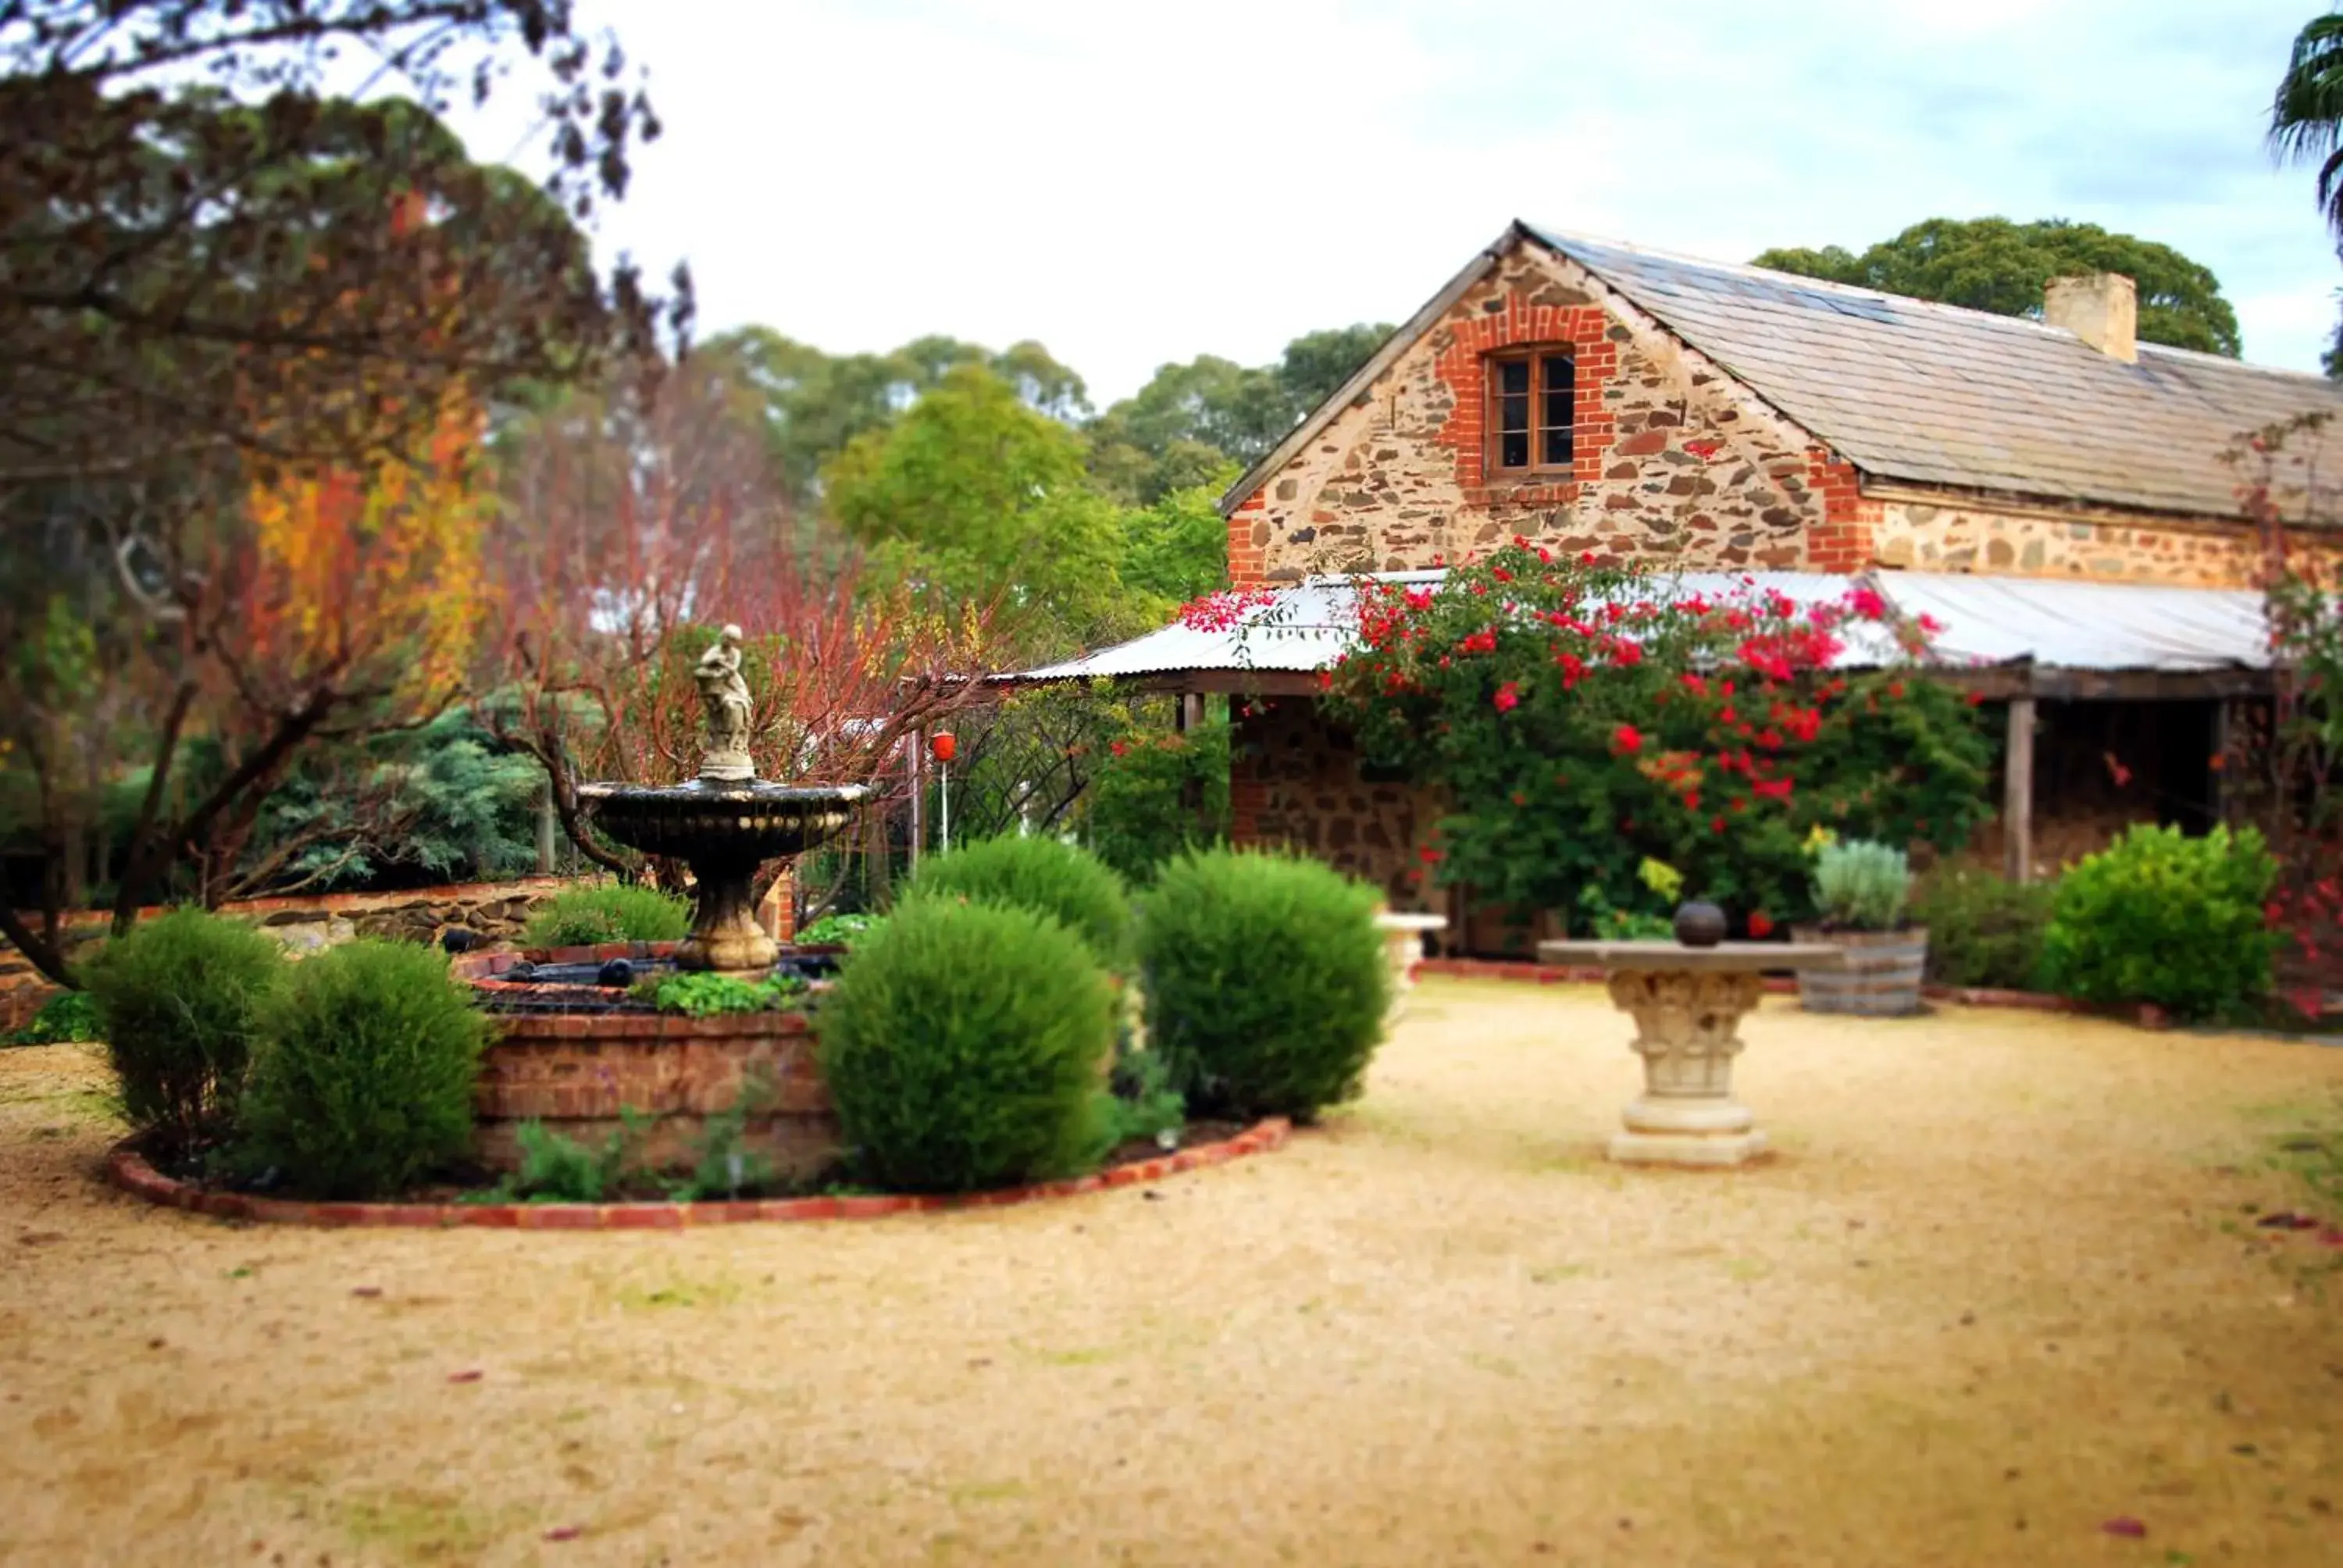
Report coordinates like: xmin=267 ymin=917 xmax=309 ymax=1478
xmin=4 ymin=977 xmax=2341 ymax=1567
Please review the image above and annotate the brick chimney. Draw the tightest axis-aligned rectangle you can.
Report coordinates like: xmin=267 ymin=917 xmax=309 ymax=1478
xmin=2044 ymin=273 xmax=2138 ymax=362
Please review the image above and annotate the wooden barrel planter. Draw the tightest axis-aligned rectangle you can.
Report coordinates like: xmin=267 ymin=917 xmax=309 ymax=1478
xmin=1790 ymin=926 xmax=1929 ymax=1016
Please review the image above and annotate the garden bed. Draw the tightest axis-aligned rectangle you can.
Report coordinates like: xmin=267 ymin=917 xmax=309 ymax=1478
xmin=103 ymin=1116 xmax=1285 ymax=1228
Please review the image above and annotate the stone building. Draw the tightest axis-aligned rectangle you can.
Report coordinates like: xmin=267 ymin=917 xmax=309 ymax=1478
xmin=1018 ymin=222 xmax=2343 ymax=953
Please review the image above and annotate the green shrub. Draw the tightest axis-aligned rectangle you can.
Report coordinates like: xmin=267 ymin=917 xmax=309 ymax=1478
xmin=1811 ymin=839 xmax=1913 ymax=930
xmin=508 ymin=1119 xmax=627 ymax=1203
xmin=2040 ymin=824 xmax=2278 ymax=1021
xmin=82 ymin=908 xmax=283 ymax=1152
xmin=3 ymin=988 xmax=105 ymax=1046
xmin=630 ymin=971 xmax=807 ymax=1016
xmin=796 ymin=911 xmax=884 ymax=947
xmin=1085 ymin=716 xmax=1231 ymax=886
xmin=1913 ymin=868 xmax=2056 ymax=990
xmin=521 ymin=882 xmax=690 ymax=948
xmin=1139 ymin=849 xmax=1391 ymax=1122
xmin=908 ymin=833 xmax=1132 ymax=971
xmin=817 ymin=894 xmax=1113 ymax=1193
xmin=236 ymin=939 xmax=489 ymax=1198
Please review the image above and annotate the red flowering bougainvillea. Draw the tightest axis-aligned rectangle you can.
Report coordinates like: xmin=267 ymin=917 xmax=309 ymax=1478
xmin=1316 ymin=543 xmax=1992 ymax=926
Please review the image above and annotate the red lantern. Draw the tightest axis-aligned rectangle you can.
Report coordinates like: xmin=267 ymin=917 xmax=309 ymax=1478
xmin=929 ymin=732 xmax=957 ymax=764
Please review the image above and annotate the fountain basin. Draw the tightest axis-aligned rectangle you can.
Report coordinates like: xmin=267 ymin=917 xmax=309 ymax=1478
xmin=576 ymin=779 xmax=868 ymax=974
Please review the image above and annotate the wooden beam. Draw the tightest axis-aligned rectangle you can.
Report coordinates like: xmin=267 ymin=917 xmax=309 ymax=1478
xmin=2003 ymin=697 xmax=2036 ymax=885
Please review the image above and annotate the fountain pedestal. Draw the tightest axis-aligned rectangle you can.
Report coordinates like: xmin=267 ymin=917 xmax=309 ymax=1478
xmin=1538 ymin=939 xmax=1843 ymax=1167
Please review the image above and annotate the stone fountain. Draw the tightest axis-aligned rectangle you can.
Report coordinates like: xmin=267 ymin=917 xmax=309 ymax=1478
xmin=576 ymin=624 xmax=868 ymax=972
xmin=452 ymin=624 xmax=872 ymax=1178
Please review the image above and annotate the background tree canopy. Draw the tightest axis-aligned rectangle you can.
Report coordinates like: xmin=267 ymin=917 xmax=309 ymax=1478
xmin=1753 ymin=217 xmax=2242 ymax=358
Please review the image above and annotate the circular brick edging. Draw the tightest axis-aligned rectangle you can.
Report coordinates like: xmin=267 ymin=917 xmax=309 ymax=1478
xmin=104 ymin=1118 xmax=1293 ymax=1231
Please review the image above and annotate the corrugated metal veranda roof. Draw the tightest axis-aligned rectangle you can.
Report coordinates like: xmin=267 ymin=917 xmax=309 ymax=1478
xmin=1006 ymin=571 xmax=2270 ymax=684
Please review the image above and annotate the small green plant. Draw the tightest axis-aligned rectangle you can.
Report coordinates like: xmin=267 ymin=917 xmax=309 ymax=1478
xmin=234 ymin=939 xmax=488 ymax=1199
xmin=1811 ymin=839 xmax=1913 ymax=931
xmin=908 ymin=833 xmax=1133 ymax=972
xmin=818 ymin=893 xmax=1114 ymax=1193
xmin=1095 ymin=1047 xmax=1186 ymax=1153
xmin=1140 ymin=849 xmax=1392 ymax=1122
xmin=512 ymin=1120 xmax=623 ymax=1203
xmin=667 ymin=1074 xmax=778 ymax=1200
xmin=629 ymin=971 xmax=808 ymax=1016
xmin=1913 ymin=867 xmax=2056 ymax=990
xmin=2040 ymin=824 xmax=2278 ymax=1021
xmin=81 ymin=908 xmax=284 ymax=1154
xmin=796 ymin=911 xmax=884 ymax=947
xmin=1575 ymin=886 xmax=1672 ymax=941
xmin=521 ymin=882 xmax=691 ymax=948
xmin=2 ymin=988 xmax=104 ymax=1046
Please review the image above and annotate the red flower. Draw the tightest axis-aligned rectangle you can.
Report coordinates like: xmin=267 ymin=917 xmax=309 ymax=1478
xmin=1419 ymin=846 xmax=1445 ymax=865
xmin=1846 ymin=586 xmax=1888 ymax=621
xmin=1492 ymin=681 xmax=1521 ymax=713
xmin=1612 ymin=724 xmax=1643 ymax=755
xmin=1710 ymin=815 xmax=1727 ymax=834
xmin=1751 ymin=777 xmax=1794 ymax=800
xmin=1748 ymin=911 xmax=1775 ymax=939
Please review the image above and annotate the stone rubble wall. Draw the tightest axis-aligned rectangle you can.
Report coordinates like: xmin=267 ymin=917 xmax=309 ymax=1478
xmin=1 ymin=876 xmax=568 ymax=1029
xmin=1229 ymin=697 xmax=1439 ymax=914
xmin=1233 ymin=240 xmax=1860 ymax=586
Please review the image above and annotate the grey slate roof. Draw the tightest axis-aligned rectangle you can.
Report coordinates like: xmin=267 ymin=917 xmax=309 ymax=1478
xmin=1526 ymin=224 xmax=2343 ymax=522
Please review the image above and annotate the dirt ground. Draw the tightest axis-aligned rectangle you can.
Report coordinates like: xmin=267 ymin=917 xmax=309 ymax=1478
xmin=5 ymin=979 xmax=2343 ymax=1568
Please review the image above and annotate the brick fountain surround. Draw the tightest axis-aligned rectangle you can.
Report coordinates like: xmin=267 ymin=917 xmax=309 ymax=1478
xmin=455 ymin=941 xmax=842 ymax=1178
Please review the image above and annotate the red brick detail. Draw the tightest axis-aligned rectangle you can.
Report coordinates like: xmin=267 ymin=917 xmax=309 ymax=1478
xmin=1804 ymin=448 xmax=1881 ymax=572
xmin=102 ymin=1118 xmax=1294 ymax=1229
xmin=1227 ymin=488 xmax=1270 ymax=588
xmin=1432 ymin=300 xmax=1617 ymax=504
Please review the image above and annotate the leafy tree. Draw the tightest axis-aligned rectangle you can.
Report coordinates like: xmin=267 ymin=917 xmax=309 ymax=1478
xmin=1120 ymin=479 xmax=1237 ymax=604
xmin=2 ymin=5 xmax=681 ymax=494
xmin=701 ymin=330 xmax=1089 ymax=504
xmin=822 ymin=365 xmax=1142 ymax=654
xmin=1087 ymin=323 xmax=1393 ymax=502
xmin=2269 ymin=10 xmax=2343 ymax=377
xmin=1753 ymin=218 xmax=2241 ymax=357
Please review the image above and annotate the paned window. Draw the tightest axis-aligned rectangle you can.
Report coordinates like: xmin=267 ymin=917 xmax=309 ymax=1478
xmin=1489 ymin=351 xmax=1574 ymax=473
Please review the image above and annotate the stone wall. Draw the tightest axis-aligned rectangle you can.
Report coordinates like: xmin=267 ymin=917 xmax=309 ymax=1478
xmin=1230 ymin=240 xmax=1870 ymax=586
xmin=0 ymin=877 xmax=569 ymax=1030
xmin=1230 ymin=698 xmax=1438 ymax=911
xmin=1870 ymin=496 xmax=2279 ymax=586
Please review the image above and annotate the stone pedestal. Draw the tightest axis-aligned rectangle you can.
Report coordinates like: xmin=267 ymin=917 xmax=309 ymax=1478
xmin=1373 ymin=911 xmax=1447 ymax=1025
xmin=1539 ymin=939 xmax=1843 ymax=1168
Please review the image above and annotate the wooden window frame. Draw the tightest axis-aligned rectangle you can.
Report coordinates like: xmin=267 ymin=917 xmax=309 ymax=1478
xmin=1485 ymin=348 xmax=1576 ymax=477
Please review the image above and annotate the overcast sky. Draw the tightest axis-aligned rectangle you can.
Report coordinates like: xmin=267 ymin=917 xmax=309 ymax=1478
xmin=470 ymin=0 xmax=2343 ymax=405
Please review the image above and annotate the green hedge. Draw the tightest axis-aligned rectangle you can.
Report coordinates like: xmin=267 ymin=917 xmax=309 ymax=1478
xmin=521 ymin=882 xmax=690 ymax=948
xmin=2040 ymin=825 xmax=2277 ymax=1021
xmin=83 ymin=909 xmax=283 ymax=1153
xmin=817 ymin=895 xmax=1111 ymax=1192
xmin=908 ymin=833 xmax=1132 ymax=972
xmin=1139 ymin=850 xmax=1390 ymax=1122
xmin=1913 ymin=868 xmax=2054 ymax=991
xmin=236 ymin=939 xmax=488 ymax=1197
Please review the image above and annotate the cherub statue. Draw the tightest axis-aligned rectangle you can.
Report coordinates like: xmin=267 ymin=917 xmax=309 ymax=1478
xmin=694 ymin=623 xmax=755 ymax=780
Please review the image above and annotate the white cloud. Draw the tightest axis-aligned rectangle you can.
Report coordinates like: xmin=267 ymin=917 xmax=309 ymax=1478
xmin=455 ymin=0 xmax=2343 ymax=401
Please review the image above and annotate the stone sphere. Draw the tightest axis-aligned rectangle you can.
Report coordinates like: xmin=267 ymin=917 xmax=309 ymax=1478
xmin=1672 ymin=901 xmax=1728 ymax=949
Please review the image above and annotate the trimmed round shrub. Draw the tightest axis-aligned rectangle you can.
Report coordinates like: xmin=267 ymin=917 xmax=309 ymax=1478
xmin=521 ymin=882 xmax=691 ymax=948
xmin=908 ymin=832 xmax=1132 ymax=971
xmin=82 ymin=908 xmax=283 ymax=1153
xmin=1139 ymin=849 xmax=1391 ymax=1121
xmin=237 ymin=939 xmax=489 ymax=1198
xmin=817 ymin=894 xmax=1112 ymax=1193
xmin=2040 ymin=824 xmax=2278 ymax=1021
